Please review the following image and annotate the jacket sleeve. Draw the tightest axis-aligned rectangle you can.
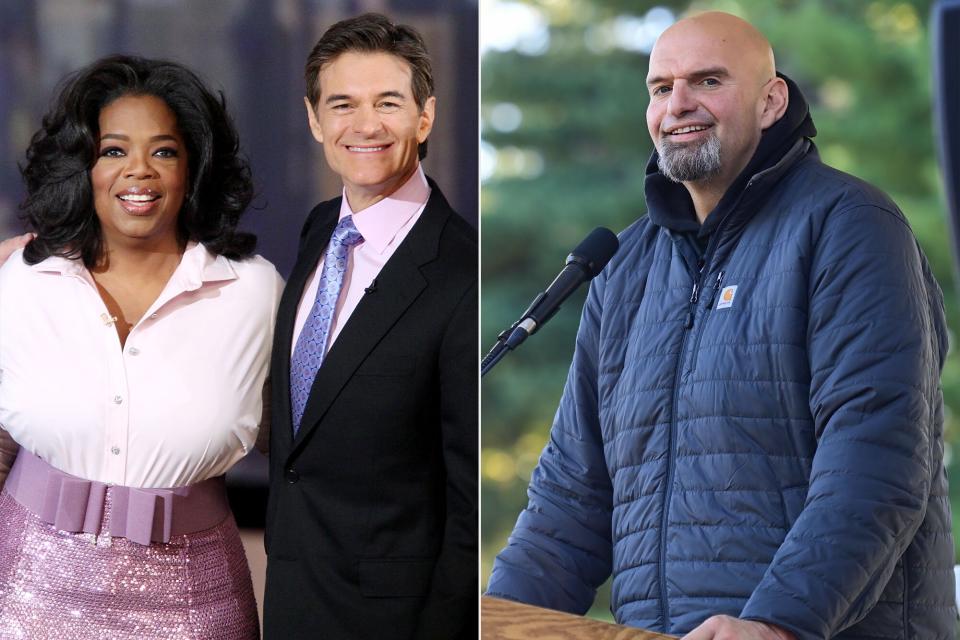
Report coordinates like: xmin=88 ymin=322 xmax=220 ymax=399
xmin=413 ymin=282 xmax=479 ymax=640
xmin=740 ymin=204 xmax=946 ymax=638
xmin=485 ymin=270 xmax=613 ymax=614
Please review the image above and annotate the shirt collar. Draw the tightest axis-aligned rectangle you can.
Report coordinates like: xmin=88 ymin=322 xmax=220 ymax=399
xmin=29 ymin=241 xmax=237 ymax=290
xmin=174 ymin=242 xmax=238 ymax=290
xmin=29 ymin=254 xmax=84 ymax=277
xmin=339 ymin=164 xmax=431 ymax=255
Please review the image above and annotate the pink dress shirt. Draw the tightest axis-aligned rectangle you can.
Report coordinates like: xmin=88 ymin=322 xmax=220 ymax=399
xmin=0 ymin=242 xmax=284 ymax=488
xmin=291 ymin=164 xmax=431 ymax=353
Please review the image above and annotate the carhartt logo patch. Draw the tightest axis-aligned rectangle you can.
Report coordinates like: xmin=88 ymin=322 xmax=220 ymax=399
xmin=716 ymin=285 xmax=738 ymax=309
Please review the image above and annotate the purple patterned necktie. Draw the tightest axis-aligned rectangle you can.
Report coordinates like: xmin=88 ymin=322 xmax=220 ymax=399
xmin=290 ymin=215 xmax=363 ymax=435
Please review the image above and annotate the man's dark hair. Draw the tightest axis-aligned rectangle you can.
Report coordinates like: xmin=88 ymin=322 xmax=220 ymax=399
xmin=305 ymin=12 xmax=434 ymax=159
xmin=20 ymin=54 xmax=255 ymax=267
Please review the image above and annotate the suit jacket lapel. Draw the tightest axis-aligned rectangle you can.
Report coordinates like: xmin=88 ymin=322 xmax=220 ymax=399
xmin=289 ymin=186 xmax=451 ymax=457
xmin=272 ymin=203 xmax=339 ymax=452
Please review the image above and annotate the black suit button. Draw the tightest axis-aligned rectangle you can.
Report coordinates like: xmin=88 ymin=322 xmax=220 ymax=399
xmin=285 ymin=468 xmax=300 ymax=484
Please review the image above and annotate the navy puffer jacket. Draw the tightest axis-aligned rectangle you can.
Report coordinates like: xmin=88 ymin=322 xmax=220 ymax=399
xmin=487 ymin=80 xmax=957 ymax=639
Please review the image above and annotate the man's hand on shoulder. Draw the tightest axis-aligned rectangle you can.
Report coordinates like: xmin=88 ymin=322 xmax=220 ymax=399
xmin=0 ymin=233 xmax=34 ymax=265
xmin=681 ymin=615 xmax=797 ymax=640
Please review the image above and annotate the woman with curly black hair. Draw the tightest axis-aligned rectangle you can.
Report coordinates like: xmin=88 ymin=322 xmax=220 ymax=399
xmin=0 ymin=55 xmax=281 ymax=639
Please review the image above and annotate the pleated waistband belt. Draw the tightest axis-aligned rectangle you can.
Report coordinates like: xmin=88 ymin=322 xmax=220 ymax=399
xmin=3 ymin=450 xmax=230 ymax=546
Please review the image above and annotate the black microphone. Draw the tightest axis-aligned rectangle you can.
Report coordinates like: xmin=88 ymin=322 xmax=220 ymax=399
xmin=364 ymin=278 xmax=378 ymax=294
xmin=481 ymin=227 xmax=619 ymax=376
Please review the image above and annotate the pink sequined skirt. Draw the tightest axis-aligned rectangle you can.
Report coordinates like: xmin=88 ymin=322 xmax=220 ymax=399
xmin=0 ymin=488 xmax=259 ymax=639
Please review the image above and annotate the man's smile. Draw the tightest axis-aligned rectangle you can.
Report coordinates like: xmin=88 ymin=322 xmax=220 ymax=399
xmin=346 ymin=144 xmax=392 ymax=153
xmin=660 ymin=123 xmax=715 ymax=145
xmin=667 ymin=124 xmax=711 ymax=135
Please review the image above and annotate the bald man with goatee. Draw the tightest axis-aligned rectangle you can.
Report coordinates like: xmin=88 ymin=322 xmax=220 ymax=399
xmin=487 ymin=12 xmax=956 ymax=640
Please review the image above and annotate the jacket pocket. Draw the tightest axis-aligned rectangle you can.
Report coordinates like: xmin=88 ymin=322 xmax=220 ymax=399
xmin=358 ymin=558 xmax=436 ymax=598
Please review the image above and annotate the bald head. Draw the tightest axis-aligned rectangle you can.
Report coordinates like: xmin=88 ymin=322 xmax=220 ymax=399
xmin=651 ymin=12 xmax=775 ymax=87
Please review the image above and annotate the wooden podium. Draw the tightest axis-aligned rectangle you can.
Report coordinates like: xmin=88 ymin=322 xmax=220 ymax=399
xmin=482 ymin=596 xmax=677 ymax=639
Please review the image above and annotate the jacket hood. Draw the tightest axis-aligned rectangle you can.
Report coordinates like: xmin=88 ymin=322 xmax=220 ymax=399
xmin=644 ymin=73 xmax=817 ymax=235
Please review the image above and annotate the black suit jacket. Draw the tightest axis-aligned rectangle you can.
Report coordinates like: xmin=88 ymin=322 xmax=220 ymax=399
xmin=263 ymin=180 xmax=477 ymax=640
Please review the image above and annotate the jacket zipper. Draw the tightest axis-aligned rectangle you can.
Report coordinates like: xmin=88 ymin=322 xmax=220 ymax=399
xmin=685 ymin=281 xmax=699 ymax=328
xmin=685 ymin=271 xmax=725 ymax=378
xmin=658 ymin=266 xmax=703 ymax=631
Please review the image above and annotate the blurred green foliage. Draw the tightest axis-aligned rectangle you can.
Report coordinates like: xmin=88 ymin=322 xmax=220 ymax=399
xmin=481 ymin=0 xmax=959 ymax=621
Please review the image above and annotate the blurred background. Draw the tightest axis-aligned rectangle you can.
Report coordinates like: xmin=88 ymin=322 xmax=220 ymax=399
xmin=480 ymin=0 xmax=960 ymax=620
xmin=0 ymin=0 xmax=477 ymax=626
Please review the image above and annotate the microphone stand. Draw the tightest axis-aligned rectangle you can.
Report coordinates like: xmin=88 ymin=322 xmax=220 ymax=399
xmin=480 ymin=321 xmax=530 ymax=377
xmin=480 ymin=334 xmax=510 ymax=377
xmin=481 ymin=292 xmax=549 ymax=377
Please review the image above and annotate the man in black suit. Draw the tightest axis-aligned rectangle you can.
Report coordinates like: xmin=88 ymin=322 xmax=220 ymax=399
xmin=262 ymin=13 xmax=477 ymax=640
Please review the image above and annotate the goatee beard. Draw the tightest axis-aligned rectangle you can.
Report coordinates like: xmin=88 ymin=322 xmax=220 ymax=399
xmin=657 ymin=133 xmax=722 ymax=183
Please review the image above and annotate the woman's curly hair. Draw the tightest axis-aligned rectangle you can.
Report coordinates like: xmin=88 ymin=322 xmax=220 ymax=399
xmin=21 ymin=55 xmax=256 ymax=266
